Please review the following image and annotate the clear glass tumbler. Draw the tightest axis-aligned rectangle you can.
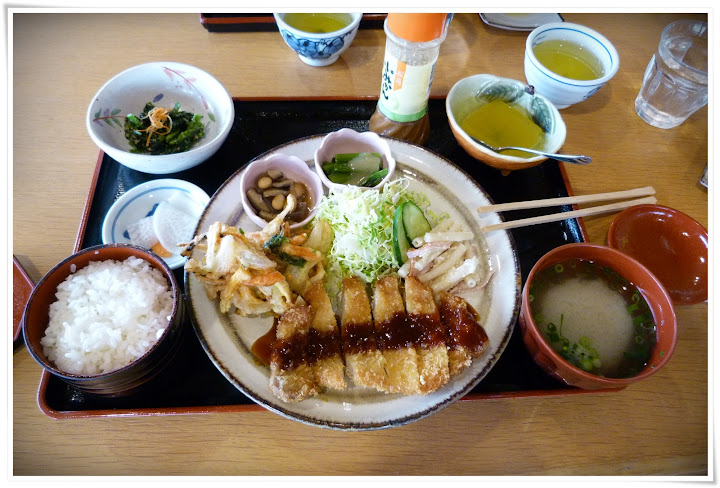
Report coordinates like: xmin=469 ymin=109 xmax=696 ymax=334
xmin=635 ymin=20 xmax=708 ymax=129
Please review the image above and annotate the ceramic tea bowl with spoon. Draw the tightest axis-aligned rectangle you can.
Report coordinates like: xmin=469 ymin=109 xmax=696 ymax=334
xmin=446 ymin=74 xmax=569 ymax=172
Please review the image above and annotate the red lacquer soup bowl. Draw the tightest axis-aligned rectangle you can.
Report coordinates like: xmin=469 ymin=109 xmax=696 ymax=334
xmin=608 ymin=204 xmax=708 ymax=305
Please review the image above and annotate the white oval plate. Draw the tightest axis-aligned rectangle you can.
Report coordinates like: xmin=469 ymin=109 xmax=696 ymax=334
xmin=480 ymin=13 xmax=563 ymax=31
xmin=186 ymin=135 xmax=521 ymax=430
xmin=102 ymin=178 xmax=210 ymax=270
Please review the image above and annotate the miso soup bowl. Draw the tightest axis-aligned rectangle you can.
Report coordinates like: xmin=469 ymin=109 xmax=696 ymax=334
xmin=446 ymin=74 xmax=567 ymax=172
xmin=22 ymin=244 xmax=185 ymax=397
xmin=524 ymin=22 xmax=620 ymax=109
xmin=518 ymin=243 xmax=677 ymax=390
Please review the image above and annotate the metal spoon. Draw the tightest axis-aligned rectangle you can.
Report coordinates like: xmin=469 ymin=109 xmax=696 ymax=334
xmin=468 ymin=135 xmax=592 ymax=165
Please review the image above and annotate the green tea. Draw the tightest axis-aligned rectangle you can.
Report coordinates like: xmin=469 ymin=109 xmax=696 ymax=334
xmin=283 ymin=13 xmax=352 ymax=33
xmin=460 ymin=99 xmax=544 ymax=158
xmin=533 ymin=39 xmax=605 ymax=81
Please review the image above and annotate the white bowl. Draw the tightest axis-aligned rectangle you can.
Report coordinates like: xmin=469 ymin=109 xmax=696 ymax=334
xmin=239 ymin=153 xmax=324 ymax=230
xmin=524 ymin=22 xmax=620 ymax=109
xmin=101 ymin=178 xmax=210 ymax=269
xmin=87 ymin=62 xmax=234 ymax=174
xmin=314 ymin=128 xmax=396 ymax=191
xmin=273 ymin=13 xmax=362 ymax=67
xmin=446 ymin=74 xmax=566 ymax=172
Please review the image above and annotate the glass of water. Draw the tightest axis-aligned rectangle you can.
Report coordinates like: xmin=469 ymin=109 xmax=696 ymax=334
xmin=635 ymin=20 xmax=708 ymax=129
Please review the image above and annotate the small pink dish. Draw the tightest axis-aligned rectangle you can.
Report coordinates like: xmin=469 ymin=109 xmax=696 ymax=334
xmin=608 ymin=204 xmax=708 ymax=305
xmin=314 ymin=128 xmax=396 ymax=191
xmin=518 ymin=243 xmax=677 ymax=390
xmin=239 ymin=153 xmax=323 ymax=230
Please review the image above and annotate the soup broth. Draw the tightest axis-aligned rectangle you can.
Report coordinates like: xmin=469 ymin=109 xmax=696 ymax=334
xmin=533 ymin=39 xmax=605 ymax=81
xmin=283 ymin=13 xmax=353 ymax=33
xmin=529 ymin=258 xmax=656 ymax=378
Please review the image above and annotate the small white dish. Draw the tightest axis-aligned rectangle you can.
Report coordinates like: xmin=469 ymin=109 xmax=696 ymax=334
xmin=480 ymin=13 xmax=563 ymax=31
xmin=314 ymin=128 xmax=396 ymax=192
xmin=239 ymin=153 xmax=323 ymax=229
xmin=87 ymin=61 xmax=234 ymax=174
xmin=102 ymin=178 xmax=210 ymax=269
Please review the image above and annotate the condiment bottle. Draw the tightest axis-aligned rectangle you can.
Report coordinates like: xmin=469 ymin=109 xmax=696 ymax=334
xmin=369 ymin=13 xmax=452 ymax=146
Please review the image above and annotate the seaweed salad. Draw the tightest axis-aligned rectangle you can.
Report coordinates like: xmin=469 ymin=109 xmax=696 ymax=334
xmin=124 ymin=102 xmax=205 ymax=155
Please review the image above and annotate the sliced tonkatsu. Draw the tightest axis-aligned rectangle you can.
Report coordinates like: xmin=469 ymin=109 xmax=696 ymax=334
xmin=340 ymin=276 xmax=388 ymax=391
xmin=404 ymin=276 xmax=450 ymax=394
xmin=373 ymin=275 xmax=421 ymax=395
xmin=268 ymin=305 xmax=319 ymax=402
xmin=302 ymin=282 xmax=347 ymax=391
xmin=438 ymin=292 xmax=489 ymax=377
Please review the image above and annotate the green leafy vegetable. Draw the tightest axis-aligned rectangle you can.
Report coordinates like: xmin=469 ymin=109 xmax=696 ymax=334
xmin=263 ymin=233 xmax=307 ymax=267
xmin=124 ymin=102 xmax=205 ymax=155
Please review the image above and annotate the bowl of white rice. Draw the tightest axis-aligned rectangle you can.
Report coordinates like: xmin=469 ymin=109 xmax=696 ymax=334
xmin=22 ymin=244 xmax=183 ymax=397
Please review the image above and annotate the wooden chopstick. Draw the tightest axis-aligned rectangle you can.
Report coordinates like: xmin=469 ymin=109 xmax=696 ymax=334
xmin=476 ymin=186 xmax=656 ymax=214
xmin=481 ymin=196 xmax=658 ymax=233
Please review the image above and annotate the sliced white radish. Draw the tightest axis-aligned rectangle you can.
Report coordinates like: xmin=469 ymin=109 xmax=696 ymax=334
xmin=126 ymin=216 xmax=159 ymax=249
xmin=152 ymin=200 xmax=199 ymax=253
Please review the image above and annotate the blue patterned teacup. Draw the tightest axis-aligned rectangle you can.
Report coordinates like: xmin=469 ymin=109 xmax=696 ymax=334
xmin=273 ymin=13 xmax=362 ymax=67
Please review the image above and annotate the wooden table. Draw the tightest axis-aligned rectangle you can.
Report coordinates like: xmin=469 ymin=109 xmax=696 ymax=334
xmin=13 ymin=12 xmax=708 ymax=476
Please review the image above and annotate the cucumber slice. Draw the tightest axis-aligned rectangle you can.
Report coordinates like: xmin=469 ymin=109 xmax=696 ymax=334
xmin=347 ymin=152 xmax=382 ymax=173
xmin=402 ymin=201 xmax=431 ymax=243
xmin=393 ymin=203 xmax=411 ymax=265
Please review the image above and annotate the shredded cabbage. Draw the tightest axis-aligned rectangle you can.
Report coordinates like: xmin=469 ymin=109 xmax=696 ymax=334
xmin=313 ymin=178 xmax=430 ymax=301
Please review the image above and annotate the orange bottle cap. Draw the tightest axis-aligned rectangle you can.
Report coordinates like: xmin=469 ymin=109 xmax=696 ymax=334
xmin=387 ymin=13 xmax=448 ymax=42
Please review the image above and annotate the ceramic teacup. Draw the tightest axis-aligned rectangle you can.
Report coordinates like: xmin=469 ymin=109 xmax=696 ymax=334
xmin=273 ymin=13 xmax=362 ymax=67
xmin=524 ymin=22 xmax=620 ymax=109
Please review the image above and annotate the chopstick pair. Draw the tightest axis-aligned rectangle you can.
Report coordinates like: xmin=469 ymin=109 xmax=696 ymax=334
xmin=478 ymin=187 xmax=657 ymax=233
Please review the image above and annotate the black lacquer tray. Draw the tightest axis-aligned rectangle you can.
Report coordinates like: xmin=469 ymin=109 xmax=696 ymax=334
xmin=198 ymin=13 xmax=386 ymax=32
xmin=38 ymin=97 xmax=609 ymax=419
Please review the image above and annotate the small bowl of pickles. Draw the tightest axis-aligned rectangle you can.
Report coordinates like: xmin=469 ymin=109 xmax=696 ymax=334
xmin=446 ymin=74 xmax=567 ymax=172
xmin=314 ymin=128 xmax=396 ymax=191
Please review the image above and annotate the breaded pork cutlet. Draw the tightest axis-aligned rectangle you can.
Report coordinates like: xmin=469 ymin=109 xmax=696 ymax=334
xmin=373 ymin=275 xmax=421 ymax=395
xmin=269 ymin=306 xmax=319 ymax=402
xmin=439 ymin=292 xmax=489 ymax=376
xmin=303 ymin=282 xmax=346 ymax=391
xmin=340 ymin=277 xmax=388 ymax=391
xmin=404 ymin=276 xmax=450 ymax=394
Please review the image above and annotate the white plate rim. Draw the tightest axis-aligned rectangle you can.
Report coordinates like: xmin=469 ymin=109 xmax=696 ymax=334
xmin=480 ymin=13 xmax=564 ymax=31
xmin=101 ymin=178 xmax=211 ymax=270
xmin=185 ymin=134 xmax=522 ymax=430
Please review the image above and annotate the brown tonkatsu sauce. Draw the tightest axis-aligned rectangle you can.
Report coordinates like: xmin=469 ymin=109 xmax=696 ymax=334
xmin=377 ymin=312 xmax=417 ymax=350
xmin=251 ymin=322 xmax=277 ymax=367
xmin=271 ymin=335 xmax=308 ymax=371
xmin=306 ymin=328 xmax=342 ymax=365
xmin=342 ymin=321 xmax=377 ymax=355
xmin=439 ymin=296 xmax=488 ymax=353
xmin=407 ymin=312 xmax=448 ymax=349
